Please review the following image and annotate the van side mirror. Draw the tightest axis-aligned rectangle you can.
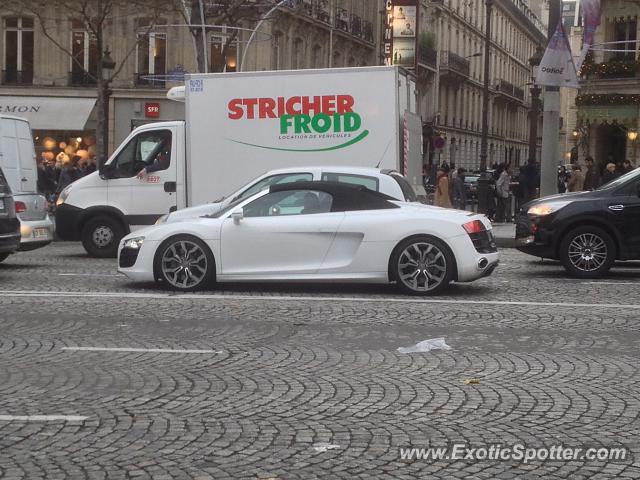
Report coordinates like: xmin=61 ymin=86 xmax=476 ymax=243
xmin=231 ymin=208 xmax=244 ymax=224
xmin=99 ymin=163 xmax=115 ymax=179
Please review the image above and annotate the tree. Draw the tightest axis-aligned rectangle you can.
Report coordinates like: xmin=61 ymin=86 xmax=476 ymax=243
xmin=6 ymin=0 xmax=173 ymax=161
xmin=177 ymin=0 xmax=284 ymax=73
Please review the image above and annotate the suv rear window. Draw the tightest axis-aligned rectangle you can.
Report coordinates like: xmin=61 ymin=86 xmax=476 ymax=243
xmin=389 ymin=173 xmax=417 ymax=202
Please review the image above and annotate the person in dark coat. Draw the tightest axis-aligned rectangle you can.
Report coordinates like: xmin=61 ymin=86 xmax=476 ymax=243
xmin=452 ymin=167 xmax=467 ymax=210
xmin=602 ymin=162 xmax=620 ymax=185
xmin=56 ymin=156 xmax=81 ymax=194
xmin=582 ymin=156 xmax=600 ymax=191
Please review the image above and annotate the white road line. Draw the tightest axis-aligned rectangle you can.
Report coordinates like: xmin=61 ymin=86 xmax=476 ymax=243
xmin=58 ymin=273 xmax=120 ymax=277
xmin=584 ymin=281 xmax=639 ymax=286
xmin=1 ymin=289 xmax=640 ymax=310
xmin=0 ymin=415 xmax=87 ymax=422
xmin=62 ymin=347 xmax=221 ymax=354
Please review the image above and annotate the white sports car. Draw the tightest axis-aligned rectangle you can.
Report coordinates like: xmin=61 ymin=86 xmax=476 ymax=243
xmin=118 ymin=182 xmax=499 ymax=294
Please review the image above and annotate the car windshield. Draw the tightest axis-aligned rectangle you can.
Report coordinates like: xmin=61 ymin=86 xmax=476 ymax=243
xmin=596 ymin=167 xmax=640 ymax=190
xmin=203 ymin=194 xmax=253 ymax=219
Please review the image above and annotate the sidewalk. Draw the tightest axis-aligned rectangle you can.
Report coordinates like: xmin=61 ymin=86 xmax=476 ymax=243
xmin=491 ymin=222 xmax=516 ymax=248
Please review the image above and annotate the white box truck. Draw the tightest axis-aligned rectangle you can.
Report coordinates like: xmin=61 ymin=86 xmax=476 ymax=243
xmin=55 ymin=66 xmax=423 ymax=257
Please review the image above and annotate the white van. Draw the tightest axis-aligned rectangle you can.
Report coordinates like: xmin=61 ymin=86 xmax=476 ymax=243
xmin=0 ymin=115 xmax=54 ymax=251
xmin=55 ymin=66 xmax=424 ymax=257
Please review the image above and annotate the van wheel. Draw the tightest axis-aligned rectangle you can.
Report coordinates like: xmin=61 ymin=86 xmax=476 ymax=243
xmin=559 ymin=226 xmax=615 ymax=278
xmin=81 ymin=216 xmax=124 ymax=258
xmin=0 ymin=253 xmax=9 ymax=263
xmin=154 ymin=235 xmax=215 ymax=291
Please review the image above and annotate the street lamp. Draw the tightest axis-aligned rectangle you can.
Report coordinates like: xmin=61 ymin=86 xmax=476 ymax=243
xmin=525 ymin=45 xmax=543 ymax=201
xmin=477 ymin=0 xmax=493 ymax=214
xmin=97 ymin=49 xmax=116 ymax=171
xmin=629 ymin=129 xmax=638 ymax=163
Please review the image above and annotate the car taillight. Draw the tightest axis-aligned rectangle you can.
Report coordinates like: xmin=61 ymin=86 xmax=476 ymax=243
xmin=462 ymin=220 xmax=486 ymax=234
xmin=14 ymin=201 xmax=26 ymax=214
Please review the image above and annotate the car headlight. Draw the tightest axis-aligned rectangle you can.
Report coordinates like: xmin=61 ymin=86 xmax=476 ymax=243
xmin=527 ymin=200 xmax=573 ymax=216
xmin=155 ymin=214 xmax=169 ymax=225
xmin=123 ymin=236 xmax=145 ymax=249
xmin=56 ymin=184 xmax=73 ymax=206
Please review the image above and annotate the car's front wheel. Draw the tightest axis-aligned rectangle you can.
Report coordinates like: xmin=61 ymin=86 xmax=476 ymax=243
xmin=559 ymin=226 xmax=615 ymax=278
xmin=392 ymin=236 xmax=455 ymax=295
xmin=155 ymin=235 xmax=215 ymax=291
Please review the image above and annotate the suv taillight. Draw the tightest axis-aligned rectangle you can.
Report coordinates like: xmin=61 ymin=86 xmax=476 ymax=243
xmin=14 ymin=201 xmax=26 ymax=214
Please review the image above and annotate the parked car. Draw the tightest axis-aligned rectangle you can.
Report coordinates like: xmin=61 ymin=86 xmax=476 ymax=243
xmin=515 ymin=167 xmax=640 ymax=277
xmin=0 ymin=167 xmax=21 ymax=263
xmin=155 ymin=166 xmax=418 ymax=224
xmin=118 ymin=181 xmax=499 ymax=294
xmin=0 ymin=115 xmax=55 ymax=251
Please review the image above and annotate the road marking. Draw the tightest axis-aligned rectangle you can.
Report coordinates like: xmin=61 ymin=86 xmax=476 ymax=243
xmin=58 ymin=273 xmax=120 ymax=277
xmin=584 ymin=281 xmax=639 ymax=286
xmin=1 ymin=289 xmax=640 ymax=310
xmin=0 ymin=415 xmax=87 ymax=422
xmin=62 ymin=347 xmax=221 ymax=354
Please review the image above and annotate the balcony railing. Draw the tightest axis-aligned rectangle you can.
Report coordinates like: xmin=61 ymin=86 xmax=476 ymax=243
xmin=1 ymin=69 xmax=33 ymax=85
xmin=440 ymin=52 xmax=470 ymax=78
xmin=418 ymin=47 xmax=437 ymax=68
xmin=68 ymin=71 xmax=97 ymax=86
xmin=350 ymin=14 xmax=362 ymax=37
xmin=135 ymin=74 xmax=166 ymax=88
xmin=495 ymin=79 xmax=525 ymax=101
xmin=335 ymin=8 xmax=350 ymax=32
xmin=313 ymin=0 xmax=331 ymax=23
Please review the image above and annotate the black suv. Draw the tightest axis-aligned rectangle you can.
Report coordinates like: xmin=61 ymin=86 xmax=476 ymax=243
xmin=515 ymin=168 xmax=640 ymax=278
xmin=0 ymin=167 xmax=21 ymax=263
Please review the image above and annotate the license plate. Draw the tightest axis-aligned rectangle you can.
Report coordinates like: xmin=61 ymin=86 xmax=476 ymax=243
xmin=33 ymin=227 xmax=49 ymax=238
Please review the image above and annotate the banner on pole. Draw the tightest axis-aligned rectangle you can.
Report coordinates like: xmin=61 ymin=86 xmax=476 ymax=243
xmin=536 ymin=20 xmax=579 ymax=89
xmin=575 ymin=0 xmax=601 ymax=71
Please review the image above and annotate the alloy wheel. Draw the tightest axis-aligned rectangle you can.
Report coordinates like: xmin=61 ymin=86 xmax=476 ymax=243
xmin=160 ymin=240 xmax=208 ymax=289
xmin=567 ymin=233 xmax=608 ymax=272
xmin=397 ymin=241 xmax=447 ymax=292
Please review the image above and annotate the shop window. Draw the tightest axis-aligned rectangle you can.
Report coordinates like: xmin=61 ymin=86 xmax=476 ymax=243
xmin=291 ymin=38 xmax=304 ymax=70
xmin=611 ymin=19 xmax=637 ymax=60
xmin=70 ymin=19 xmax=98 ymax=86
xmin=3 ymin=17 xmax=34 ymax=85
xmin=136 ymin=31 xmax=167 ymax=86
xmin=210 ymin=36 xmax=238 ymax=72
xmin=311 ymin=44 xmax=322 ymax=68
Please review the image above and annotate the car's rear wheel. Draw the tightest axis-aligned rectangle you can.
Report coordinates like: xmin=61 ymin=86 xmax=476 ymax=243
xmin=392 ymin=236 xmax=455 ymax=295
xmin=155 ymin=235 xmax=214 ymax=291
xmin=559 ymin=226 xmax=615 ymax=278
xmin=81 ymin=215 xmax=124 ymax=258
xmin=0 ymin=253 xmax=9 ymax=263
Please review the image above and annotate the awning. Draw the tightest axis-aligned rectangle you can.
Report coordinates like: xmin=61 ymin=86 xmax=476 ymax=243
xmin=0 ymin=96 xmax=97 ymax=130
xmin=577 ymin=105 xmax=639 ymax=125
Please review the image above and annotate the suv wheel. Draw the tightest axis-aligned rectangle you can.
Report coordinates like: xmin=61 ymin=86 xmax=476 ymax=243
xmin=81 ymin=216 xmax=125 ymax=258
xmin=559 ymin=226 xmax=615 ymax=278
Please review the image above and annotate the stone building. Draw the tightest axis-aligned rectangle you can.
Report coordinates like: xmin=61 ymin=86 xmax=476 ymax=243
xmin=0 ymin=1 xmax=378 ymax=156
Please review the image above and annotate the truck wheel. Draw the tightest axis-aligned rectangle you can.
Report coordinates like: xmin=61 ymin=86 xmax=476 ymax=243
xmin=0 ymin=253 xmax=9 ymax=263
xmin=154 ymin=235 xmax=215 ymax=291
xmin=559 ymin=226 xmax=615 ymax=278
xmin=81 ymin=216 xmax=125 ymax=258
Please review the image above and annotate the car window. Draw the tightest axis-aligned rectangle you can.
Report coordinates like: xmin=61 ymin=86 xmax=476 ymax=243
xmin=243 ymin=190 xmax=333 ymax=218
xmin=321 ymin=173 xmax=379 ymax=191
xmin=111 ymin=129 xmax=171 ymax=178
xmin=597 ymin=167 xmax=640 ymax=191
xmin=389 ymin=173 xmax=417 ymax=202
xmin=235 ymin=173 xmax=313 ymax=201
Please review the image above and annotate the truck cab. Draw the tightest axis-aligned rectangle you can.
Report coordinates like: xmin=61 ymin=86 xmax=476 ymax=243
xmin=56 ymin=121 xmax=186 ymax=257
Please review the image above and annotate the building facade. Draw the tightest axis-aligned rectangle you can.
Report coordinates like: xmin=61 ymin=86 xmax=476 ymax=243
xmin=416 ymin=0 xmax=546 ymax=170
xmin=576 ymin=0 xmax=639 ymax=168
xmin=0 ymin=1 xmax=378 ymax=158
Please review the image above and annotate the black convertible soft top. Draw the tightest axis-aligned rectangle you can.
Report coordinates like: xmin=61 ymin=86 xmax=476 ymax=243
xmin=269 ymin=181 xmax=400 ymax=212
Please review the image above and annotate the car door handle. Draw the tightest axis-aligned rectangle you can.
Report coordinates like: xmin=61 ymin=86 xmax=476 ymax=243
xmin=608 ymin=204 xmax=625 ymax=211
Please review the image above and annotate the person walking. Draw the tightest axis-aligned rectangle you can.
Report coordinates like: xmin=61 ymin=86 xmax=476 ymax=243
xmin=557 ymin=166 xmax=568 ymax=193
xmin=56 ymin=156 xmax=81 ymax=195
xmin=622 ymin=159 xmax=635 ymax=174
xmin=452 ymin=167 xmax=467 ymax=210
xmin=583 ymin=156 xmax=600 ymax=190
xmin=495 ymin=164 xmax=511 ymax=222
xmin=434 ymin=166 xmax=452 ymax=208
xmin=602 ymin=162 xmax=620 ymax=185
xmin=567 ymin=164 xmax=584 ymax=192
xmin=521 ymin=159 xmax=539 ymax=202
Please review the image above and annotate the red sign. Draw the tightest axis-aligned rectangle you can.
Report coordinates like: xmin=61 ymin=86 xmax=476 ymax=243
xmin=145 ymin=102 xmax=160 ymax=118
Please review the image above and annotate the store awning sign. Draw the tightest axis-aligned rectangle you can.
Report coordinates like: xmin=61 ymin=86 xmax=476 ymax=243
xmin=0 ymin=96 xmax=96 ymax=130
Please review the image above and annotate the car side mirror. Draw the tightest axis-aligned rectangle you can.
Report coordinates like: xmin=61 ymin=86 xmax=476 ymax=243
xmin=99 ymin=163 xmax=115 ymax=179
xmin=231 ymin=208 xmax=244 ymax=224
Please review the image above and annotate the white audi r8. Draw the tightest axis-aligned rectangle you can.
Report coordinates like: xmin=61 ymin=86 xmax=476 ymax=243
xmin=118 ymin=182 xmax=499 ymax=295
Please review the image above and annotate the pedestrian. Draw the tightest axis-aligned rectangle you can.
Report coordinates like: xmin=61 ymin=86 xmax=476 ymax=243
xmin=452 ymin=167 xmax=467 ymax=210
xmin=567 ymin=164 xmax=584 ymax=192
xmin=521 ymin=159 xmax=539 ymax=202
xmin=434 ymin=167 xmax=452 ymax=208
xmin=56 ymin=155 xmax=81 ymax=195
xmin=622 ymin=159 xmax=635 ymax=174
xmin=602 ymin=162 xmax=620 ymax=185
xmin=582 ymin=156 xmax=600 ymax=191
xmin=495 ymin=164 xmax=511 ymax=222
xmin=557 ymin=166 xmax=568 ymax=193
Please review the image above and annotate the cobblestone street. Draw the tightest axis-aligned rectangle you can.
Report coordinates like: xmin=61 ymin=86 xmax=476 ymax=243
xmin=1 ymin=243 xmax=640 ymax=479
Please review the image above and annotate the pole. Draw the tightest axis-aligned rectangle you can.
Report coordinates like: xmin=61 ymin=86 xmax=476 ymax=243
xmin=528 ymin=84 xmax=541 ymax=164
xmin=198 ymin=0 xmax=208 ymax=73
xmin=239 ymin=0 xmax=289 ymax=72
xmin=329 ymin=0 xmax=335 ymax=67
xmin=477 ymin=0 xmax=493 ymax=214
xmin=540 ymin=0 xmax=561 ymax=197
